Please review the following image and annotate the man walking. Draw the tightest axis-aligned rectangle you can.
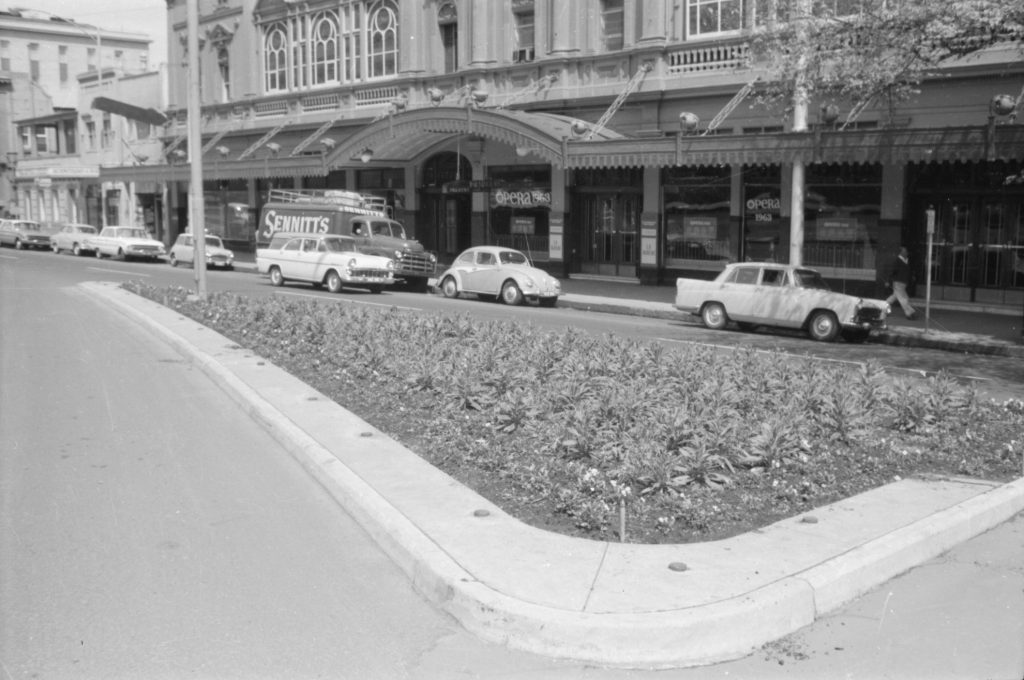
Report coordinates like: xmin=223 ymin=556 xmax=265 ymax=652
xmin=886 ymin=246 xmax=917 ymax=320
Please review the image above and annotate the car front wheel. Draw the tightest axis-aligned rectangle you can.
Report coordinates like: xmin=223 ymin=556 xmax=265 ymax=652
xmin=325 ymin=270 xmax=343 ymax=293
xmin=169 ymin=254 xmax=178 ymax=267
xmin=440 ymin=276 xmax=460 ymax=299
xmin=95 ymin=248 xmax=103 ymax=258
xmin=72 ymin=244 xmax=82 ymax=256
xmin=808 ymin=310 xmax=840 ymax=342
xmin=701 ymin=302 xmax=728 ymax=330
xmin=14 ymin=239 xmax=23 ymax=250
xmin=500 ymin=280 xmax=524 ymax=305
xmin=52 ymin=242 xmax=60 ymax=253
xmin=269 ymin=266 xmax=284 ymax=287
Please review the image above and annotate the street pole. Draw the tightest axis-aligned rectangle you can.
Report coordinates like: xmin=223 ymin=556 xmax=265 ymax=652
xmin=788 ymin=0 xmax=812 ymax=267
xmin=925 ymin=206 xmax=935 ymax=333
xmin=186 ymin=0 xmax=207 ymax=298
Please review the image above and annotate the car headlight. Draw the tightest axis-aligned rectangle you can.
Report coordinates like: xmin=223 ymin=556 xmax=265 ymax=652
xmin=347 ymin=257 xmax=358 ymax=268
xmin=522 ymin=276 xmax=537 ymax=289
xmin=429 ymin=252 xmax=437 ymax=264
xmin=394 ymin=250 xmax=404 ymax=259
xmin=386 ymin=260 xmax=395 ymax=271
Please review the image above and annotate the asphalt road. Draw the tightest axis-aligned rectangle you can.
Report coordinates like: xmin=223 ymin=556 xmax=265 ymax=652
xmin=2 ymin=248 xmax=1023 ymax=679
xmin=19 ymin=247 xmax=1024 ymax=401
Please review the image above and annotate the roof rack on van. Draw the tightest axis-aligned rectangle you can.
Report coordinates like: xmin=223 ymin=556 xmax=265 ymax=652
xmin=267 ymin=188 xmax=391 ymax=216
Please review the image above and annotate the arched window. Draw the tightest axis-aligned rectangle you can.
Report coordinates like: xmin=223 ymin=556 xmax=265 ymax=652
xmin=368 ymin=1 xmax=398 ymax=78
xmin=264 ymin=24 xmax=287 ymax=91
xmin=217 ymin=47 xmax=231 ymax=101
xmin=437 ymin=2 xmax=457 ymax=74
xmin=311 ymin=11 xmax=339 ymax=84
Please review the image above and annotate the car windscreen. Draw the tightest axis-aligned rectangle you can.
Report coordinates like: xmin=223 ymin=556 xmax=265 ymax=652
xmin=498 ymin=250 xmax=529 ymax=265
xmin=116 ymin=228 xmax=149 ymax=238
xmin=370 ymin=221 xmax=406 ymax=239
xmin=204 ymin=236 xmax=223 ymax=247
xmin=793 ymin=269 xmax=831 ymax=290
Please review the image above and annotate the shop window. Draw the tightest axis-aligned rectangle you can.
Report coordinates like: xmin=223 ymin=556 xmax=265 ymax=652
xmin=438 ymin=3 xmax=458 ymax=73
xmin=687 ymin=0 xmax=742 ymax=38
xmin=512 ymin=1 xmax=535 ymax=62
xmin=601 ymin=0 xmax=624 ymax=51
xmin=664 ymin=165 xmax=733 ymax=264
xmin=804 ymin=163 xmax=882 ymax=271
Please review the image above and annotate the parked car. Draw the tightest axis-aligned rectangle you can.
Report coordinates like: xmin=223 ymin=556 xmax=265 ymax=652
xmin=0 ymin=219 xmax=52 ymax=250
xmin=169 ymin=233 xmax=235 ymax=269
xmin=84 ymin=226 xmax=166 ymax=261
xmin=255 ymin=232 xmax=395 ymax=293
xmin=437 ymin=246 xmax=561 ymax=306
xmin=674 ymin=262 xmax=890 ymax=342
xmin=50 ymin=223 xmax=99 ymax=256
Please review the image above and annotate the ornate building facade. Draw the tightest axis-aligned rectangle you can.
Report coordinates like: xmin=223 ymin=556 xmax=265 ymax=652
xmin=101 ymin=0 xmax=1024 ymax=304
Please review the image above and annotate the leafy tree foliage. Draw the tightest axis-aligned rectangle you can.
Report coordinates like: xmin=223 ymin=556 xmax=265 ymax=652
xmin=746 ymin=0 xmax=1024 ymax=123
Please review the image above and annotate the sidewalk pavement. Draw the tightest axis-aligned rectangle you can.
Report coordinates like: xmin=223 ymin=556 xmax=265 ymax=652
xmin=83 ymin=281 xmax=1024 ymax=669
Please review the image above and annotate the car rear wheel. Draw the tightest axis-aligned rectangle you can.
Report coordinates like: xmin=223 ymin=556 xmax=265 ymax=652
xmin=95 ymin=248 xmax=103 ymax=258
xmin=701 ymin=302 xmax=728 ymax=330
xmin=52 ymin=242 xmax=60 ymax=253
xmin=14 ymin=239 xmax=23 ymax=250
xmin=169 ymin=254 xmax=178 ymax=267
xmin=440 ymin=276 xmax=460 ymax=299
xmin=72 ymin=244 xmax=82 ymax=256
xmin=325 ymin=270 xmax=343 ymax=294
xmin=269 ymin=266 xmax=284 ymax=287
xmin=808 ymin=310 xmax=840 ymax=342
xmin=501 ymin=280 xmax=524 ymax=305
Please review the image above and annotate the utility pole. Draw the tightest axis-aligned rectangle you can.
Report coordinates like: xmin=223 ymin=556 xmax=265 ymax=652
xmin=186 ymin=0 xmax=207 ymax=298
xmin=788 ymin=0 xmax=812 ymax=267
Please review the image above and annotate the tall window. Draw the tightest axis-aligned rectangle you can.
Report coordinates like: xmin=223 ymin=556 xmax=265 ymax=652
xmin=687 ymin=0 xmax=742 ymax=37
xmin=438 ymin=3 xmax=457 ymax=74
xmin=28 ymin=43 xmax=40 ymax=82
xmin=87 ymin=47 xmax=97 ymax=72
xmin=217 ymin=47 xmax=231 ymax=101
xmin=512 ymin=1 xmax=534 ymax=62
xmin=601 ymin=0 xmax=624 ymax=50
xmin=101 ymin=114 xmax=113 ymax=149
xmin=312 ymin=11 xmax=339 ymax=84
xmin=264 ymin=24 xmax=287 ymax=91
xmin=0 ymin=40 xmax=9 ymax=71
xmin=369 ymin=2 xmax=398 ymax=78
xmin=59 ymin=46 xmax=68 ymax=82
xmin=85 ymin=120 xmax=96 ymax=151
xmin=261 ymin=2 xmax=397 ymax=92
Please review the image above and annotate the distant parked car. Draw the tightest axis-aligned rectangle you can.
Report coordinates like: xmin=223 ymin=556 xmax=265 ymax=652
xmin=674 ymin=262 xmax=890 ymax=342
xmin=169 ymin=233 xmax=235 ymax=270
xmin=255 ymin=232 xmax=395 ymax=293
xmin=84 ymin=226 xmax=166 ymax=261
xmin=50 ymin=223 xmax=99 ymax=256
xmin=437 ymin=246 xmax=561 ymax=306
xmin=0 ymin=219 xmax=52 ymax=250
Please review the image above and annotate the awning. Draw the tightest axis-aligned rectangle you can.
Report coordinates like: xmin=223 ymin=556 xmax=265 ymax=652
xmin=92 ymin=97 xmax=167 ymax=126
xmin=98 ymin=154 xmax=328 ymax=183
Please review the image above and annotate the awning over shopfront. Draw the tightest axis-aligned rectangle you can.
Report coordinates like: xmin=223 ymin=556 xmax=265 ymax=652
xmin=91 ymin=97 xmax=167 ymax=126
xmin=98 ymin=110 xmax=1024 ymax=184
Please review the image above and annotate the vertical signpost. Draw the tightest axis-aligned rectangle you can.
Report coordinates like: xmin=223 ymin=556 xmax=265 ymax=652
xmin=925 ymin=206 xmax=935 ymax=332
xmin=187 ymin=0 xmax=207 ymax=299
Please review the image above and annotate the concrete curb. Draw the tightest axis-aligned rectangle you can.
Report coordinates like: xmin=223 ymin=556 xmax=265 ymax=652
xmin=80 ymin=281 xmax=1024 ymax=668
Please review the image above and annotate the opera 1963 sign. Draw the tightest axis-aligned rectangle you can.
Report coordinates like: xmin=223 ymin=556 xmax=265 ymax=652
xmin=490 ymin=188 xmax=551 ymax=209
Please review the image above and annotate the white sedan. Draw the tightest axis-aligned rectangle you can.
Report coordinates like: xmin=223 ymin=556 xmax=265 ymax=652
xmin=50 ymin=223 xmax=99 ymax=256
xmin=437 ymin=246 xmax=561 ymax=306
xmin=169 ymin=233 xmax=235 ymax=269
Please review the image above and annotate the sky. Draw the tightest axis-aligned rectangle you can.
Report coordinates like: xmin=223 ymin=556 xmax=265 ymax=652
xmin=7 ymin=0 xmax=169 ymax=67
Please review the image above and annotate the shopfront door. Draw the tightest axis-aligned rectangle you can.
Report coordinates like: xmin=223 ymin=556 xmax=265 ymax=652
xmin=575 ymin=193 xmax=640 ymax=278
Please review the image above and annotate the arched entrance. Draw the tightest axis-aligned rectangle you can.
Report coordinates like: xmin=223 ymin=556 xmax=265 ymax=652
xmin=419 ymin=152 xmax=473 ymax=261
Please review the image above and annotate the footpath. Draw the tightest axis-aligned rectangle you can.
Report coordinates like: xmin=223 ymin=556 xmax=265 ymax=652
xmin=82 ymin=280 xmax=1024 ymax=669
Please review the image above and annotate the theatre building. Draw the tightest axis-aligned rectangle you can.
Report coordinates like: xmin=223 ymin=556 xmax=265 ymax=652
xmin=100 ymin=0 xmax=1024 ymax=305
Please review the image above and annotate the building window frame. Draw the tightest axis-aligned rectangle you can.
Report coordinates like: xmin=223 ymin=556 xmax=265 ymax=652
xmin=601 ymin=0 xmax=624 ymax=51
xmin=264 ymin=23 xmax=288 ymax=92
xmin=438 ymin=2 xmax=458 ymax=74
xmin=686 ymin=0 xmax=743 ymax=39
xmin=512 ymin=0 xmax=535 ymax=63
